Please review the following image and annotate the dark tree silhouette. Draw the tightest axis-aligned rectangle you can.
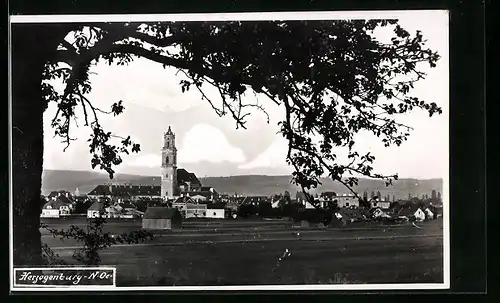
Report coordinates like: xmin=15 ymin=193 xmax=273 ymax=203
xmin=278 ymin=190 xmax=292 ymax=209
xmin=370 ymin=191 xmax=375 ymax=198
xmin=431 ymin=189 xmax=437 ymax=201
xmin=392 ymin=194 xmax=396 ymax=202
xmin=437 ymin=191 xmax=442 ymax=202
xmin=359 ymin=197 xmax=370 ymax=209
xmin=376 ymin=191 xmax=381 ymax=199
xmin=284 ymin=191 xmax=291 ymax=199
xmin=11 ymin=20 xmax=441 ymax=265
xmin=363 ymin=191 xmax=368 ymax=200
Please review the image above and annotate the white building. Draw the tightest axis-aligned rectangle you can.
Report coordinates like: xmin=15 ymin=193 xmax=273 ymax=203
xmin=424 ymin=207 xmax=434 ymax=220
xmin=398 ymin=206 xmax=426 ymax=222
xmin=87 ymin=201 xmax=104 ymax=218
xmin=372 ymin=208 xmax=391 ymax=219
xmin=336 ymin=195 xmax=359 ymax=208
xmin=172 ymin=201 xmax=208 ymax=218
xmin=302 ymin=199 xmax=331 ymax=209
xmin=40 ymin=199 xmax=71 ymax=218
xmin=206 ymin=209 xmax=225 ymax=219
xmin=371 ymin=200 xmax=391 ymax=209
xmin=186 ymin=203 xmax=207 ymax=218
xmin=414 ymin=208 xmax=426 ymax=221
xmin=41 ymin=206 xmax=61 ymax=218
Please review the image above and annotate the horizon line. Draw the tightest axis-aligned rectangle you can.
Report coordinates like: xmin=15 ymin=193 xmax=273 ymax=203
xmin=42 ymin=168 xmax=444 ymax=181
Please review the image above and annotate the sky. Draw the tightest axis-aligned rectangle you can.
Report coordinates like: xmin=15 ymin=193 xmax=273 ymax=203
xmin=41 ymin=11 xmax=449 ymax=179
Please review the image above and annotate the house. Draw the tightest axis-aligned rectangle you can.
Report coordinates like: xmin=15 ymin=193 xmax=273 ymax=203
xmin=47 ymin=190 xmax=73 ymax=201
xmin=219 ymin=194 xmax=230 ymax=203
xmin=55 ymin=194 xmax=75 ymax=210
xmin=119 ymin=202 xmax=137 ymax=211
xmin=105 ymin=204 xmax=123 ymax=218
xmin=188 ymin=194 xmax=207 ymax=202
xmin=172 ymin=197 xmax=208 ymax=218
xmin=186 ymin=203 xmax=208 ymax=218
xmin=371 ymin=207 xmax=391 ymax=219
xmin=172 ymin=196 xmax=194 ymax=215
xmin=303 ymin=200 xmax=316 ymax=209
xmin=336 ymin=195 xmax=359 ymax=208
xmin=389 ymin=201 xmax=404 ymax=213
xmin=398 ymin=205 xmax=426 ymax=222
xmin=41 ymin=202 xmax=61 ymax=218
xmin=180 ymin=190 xmax=218 ymax=201
xmin=424 ymin=207 xmax=435 ymax=220
xmin=121 ymin=208 xmax=144 ymax=218
xmin=176 ymin=168 xmax=203 ymax=193
xmin=142 ymin=207 xmax=182 ymax=230
xmin=371 ymin=200 xmax=391 ymax=209
xmin=173 ymin=196 xmax=195 ymax=205
xmin=335 ymin=208 xmax=370 ymax=224
xmin=320 ymin=191 xmax=337 ymax=201
xmin=206 ymin=209 xmax=225 ymax=219
xmin=40 ymin=199 xmax=71 ymax=218
xmin=87 ymin=184 xmax=162 ymax=201
xmin=241 ymin=196 xmax=269 ymax=206
xmin=87 ymin=201 xmax=105 ymax=218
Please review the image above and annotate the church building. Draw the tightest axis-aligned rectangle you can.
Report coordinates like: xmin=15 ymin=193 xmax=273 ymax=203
xmin=161 ymin=126 xmax=213 ymax=200
xmin=161 ymin=126 xmax=178 ymax=198
xmin=87 ymin=126 xmax=217 ymax=201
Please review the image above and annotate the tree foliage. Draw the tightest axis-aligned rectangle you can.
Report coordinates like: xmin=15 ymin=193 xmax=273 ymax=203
xmin=41 ymin=20 xmax=441 ymax=206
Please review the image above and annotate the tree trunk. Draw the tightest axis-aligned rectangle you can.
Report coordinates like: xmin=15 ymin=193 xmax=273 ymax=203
xmin=11 ymin=24 xmax=70 ymax=265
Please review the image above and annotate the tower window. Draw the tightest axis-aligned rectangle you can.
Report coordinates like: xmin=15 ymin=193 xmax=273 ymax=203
xmin=166 ymin=174 xmax=169 ymax=178
xmin=165 ymin=157 xmax=169 ymax=164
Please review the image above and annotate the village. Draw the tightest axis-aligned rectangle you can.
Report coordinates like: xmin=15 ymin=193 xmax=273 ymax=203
xmin=40 ymin=185 xmax=443 ymax=228
xmin=40 ymin=127 xmax=443 ymax=230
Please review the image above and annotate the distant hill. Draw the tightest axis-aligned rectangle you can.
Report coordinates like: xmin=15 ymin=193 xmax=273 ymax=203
xmin=42 ymin=169 xmax=443 ymax=199
xmin=41 ymin=170 xmax=161 ymax=196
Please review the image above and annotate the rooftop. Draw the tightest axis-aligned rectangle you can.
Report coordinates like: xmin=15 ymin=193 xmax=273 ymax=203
xmin=143 ymin=207 xmax=181 ymax=219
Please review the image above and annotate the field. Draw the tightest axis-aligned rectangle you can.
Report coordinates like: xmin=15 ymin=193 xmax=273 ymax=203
xmin=40 ymin=217 xmax=444 ymax=286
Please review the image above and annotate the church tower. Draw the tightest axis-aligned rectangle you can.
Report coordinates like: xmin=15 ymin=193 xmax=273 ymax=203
xmin=161 ymin=126 xmax=177 ymax=199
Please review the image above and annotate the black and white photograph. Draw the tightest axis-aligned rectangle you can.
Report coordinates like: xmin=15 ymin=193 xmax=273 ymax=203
xmin=9 ymin=11 xmax=450 ymax=291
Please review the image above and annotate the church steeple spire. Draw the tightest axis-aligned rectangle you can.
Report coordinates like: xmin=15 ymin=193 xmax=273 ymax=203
xmin=161 ymin=126 xmax=177 ymax=199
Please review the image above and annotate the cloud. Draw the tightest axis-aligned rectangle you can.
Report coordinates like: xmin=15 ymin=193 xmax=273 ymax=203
xmin=238 ymin=136 xmax=290 ymax=170
xmin=129 ymin=154 xmax=161 ymax=168
xmin=178 ymin=124 xmax=246 ymax=164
